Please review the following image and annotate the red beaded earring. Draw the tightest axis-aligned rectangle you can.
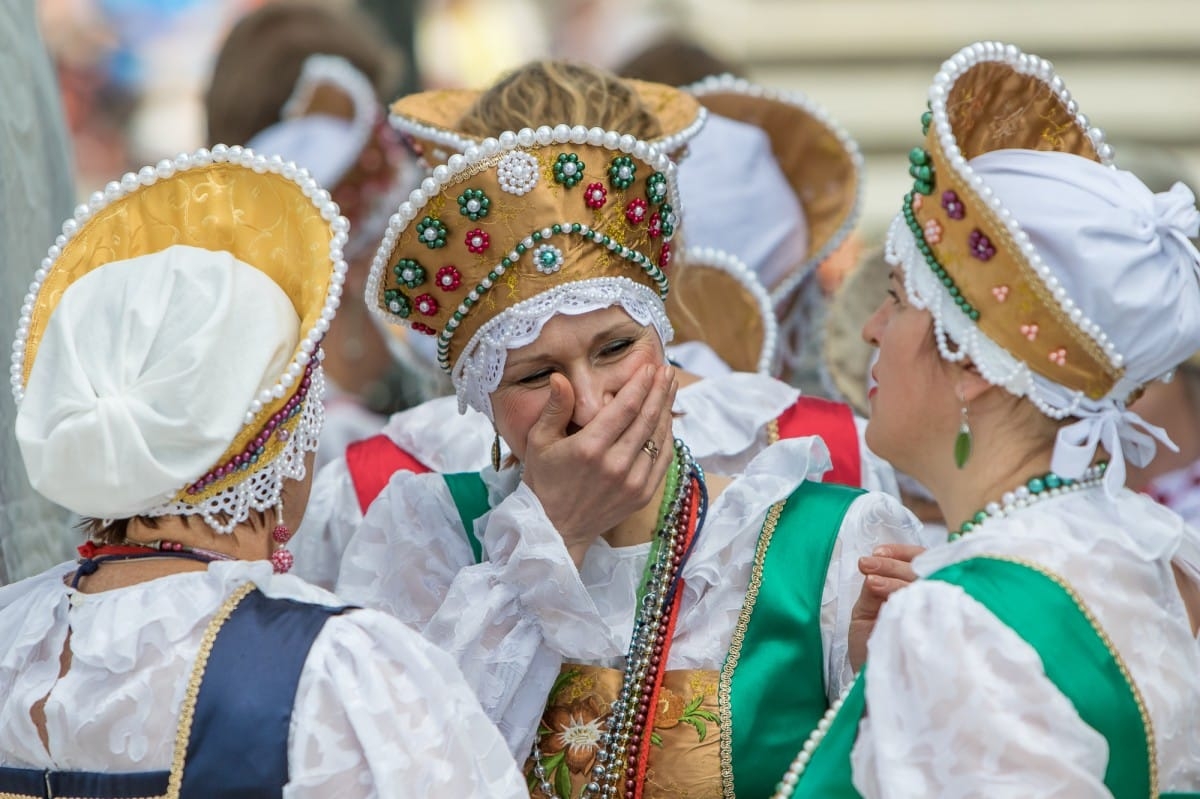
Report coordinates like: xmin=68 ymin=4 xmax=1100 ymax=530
xmin=270 ymin=503 xmax=294 ymax=574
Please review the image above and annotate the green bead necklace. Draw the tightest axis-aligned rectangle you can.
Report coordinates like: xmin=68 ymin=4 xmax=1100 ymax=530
xmin=949 ymin=462 xmax=1108 ymax=542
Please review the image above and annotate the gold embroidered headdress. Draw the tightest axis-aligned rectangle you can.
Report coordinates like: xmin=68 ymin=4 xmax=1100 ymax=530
xmin=12 ymin=147 xmax=347 ymax=530
xmin=367 ymin=124 xmax=683 ymax=417
xmin=890 ymin=41 xmax=1200 ymax=490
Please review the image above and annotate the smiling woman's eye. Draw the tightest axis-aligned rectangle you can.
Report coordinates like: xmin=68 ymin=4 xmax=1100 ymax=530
xmin=517 ymin=368 xmax=553 ymax=386
xmin=599 ymin=338 xmax=633 ymax=357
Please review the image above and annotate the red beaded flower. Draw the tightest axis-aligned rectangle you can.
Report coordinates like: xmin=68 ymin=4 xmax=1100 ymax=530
xmin=647 ymin=212 xmax=663 ymax=239
xmin=585 ymin=182 xmax=607 ymax=209
xmin=625 ymin=198 xmax=648 ymax=225
xmin=436 ymin=265 xmax=462 ymax=291
xmin=411 ymin=322 xmax=437 ymax=336
xmin=414 ymin=294 xmax=439 ymax=316
xmin=465 ymin=229 xmax=490 ymax=254
xmin=658 ymin=242 xmax=672 ymax=270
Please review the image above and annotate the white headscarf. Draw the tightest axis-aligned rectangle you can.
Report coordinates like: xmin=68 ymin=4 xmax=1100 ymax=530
xmin=16 ymin=246 xmax=300 ymax=519
xmin=959 ymin=150 xmax=1200 ymax=492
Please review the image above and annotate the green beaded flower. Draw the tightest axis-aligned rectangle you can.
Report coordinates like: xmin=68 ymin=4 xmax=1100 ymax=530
xmin=645 ymin=172 xmax=668 ymax=206
xmin=908 ymin=147 xmax=935 ymax=196
xmin=384 ymin=289 xmax=412 ymax=318
xmin=456 ymin=188 xmax=490 ymax=221
xmin=415 ymin=216 xmax=448 ymax=249
xmin=608 ymin=156 xmax=636 ymax=190
xmin=393 ymin=258 xmax=426 ymax=289
xmin=658 ymin=203 xmax=676 ymax=238
xmin=920 ymin=102 xmax=933 ymax=136
xmin=552 ymin=153 xmax=585 ymax=188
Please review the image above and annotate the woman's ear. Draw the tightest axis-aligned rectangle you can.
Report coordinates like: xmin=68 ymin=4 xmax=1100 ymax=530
xmin=955 ymin=359 xmax=992 ymax=404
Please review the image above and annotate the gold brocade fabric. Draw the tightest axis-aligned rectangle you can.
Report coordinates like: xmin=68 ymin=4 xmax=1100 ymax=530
xmin=910 ymin=60 xmax=1122 ymax=399
xmin=526 ymin=665 xmax=723 ymax=799
xmin=22 ymin=165 xmax=334 ymax=503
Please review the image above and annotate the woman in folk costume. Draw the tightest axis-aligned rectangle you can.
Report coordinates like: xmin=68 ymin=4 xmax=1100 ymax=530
xmin=0 ymin=149 xmax=525 ymax=797
xmin=293 ymin=63 xmax=902 ymax=589
xmin=773 ymin=42 xmax=1200 ymax=799
xmin=334 ymin=65 xmax=923 ymax=798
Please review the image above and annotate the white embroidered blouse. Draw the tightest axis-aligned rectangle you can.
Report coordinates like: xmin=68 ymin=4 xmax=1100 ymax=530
xmin=0 ymin=559 xmax=527 ymax=798
xmin=335 ymin=436 xmax=922 ymax=758
xmin=850 ymin=488 xmax=1200 ymax=797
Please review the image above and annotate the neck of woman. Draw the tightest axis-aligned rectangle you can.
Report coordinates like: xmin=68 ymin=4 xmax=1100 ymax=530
xmin=924 ymin=423 xmax=1059 ymax=535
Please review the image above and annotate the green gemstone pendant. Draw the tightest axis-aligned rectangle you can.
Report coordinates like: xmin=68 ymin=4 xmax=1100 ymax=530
xmin=954 ymin=425 xmax=973 ymax=469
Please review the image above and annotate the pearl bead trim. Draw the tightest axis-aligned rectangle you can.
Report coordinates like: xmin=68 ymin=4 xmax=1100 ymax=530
xmin=389 ymin=106 xmax=708 ymax=168
xmin=684 ymin=73 xmax=865 ymax=310
xmin=10 ymin=145 xmax=351 ymax=430
xmin=948 ymin=463 xmax=1107 ymax=541
xmin=365 ymin=125 xmax=682 ymax=374
xmin=683 ymin=245 xmax=778 ymax=375
xmin=770 ymin=681 xmax=853 ymax=798
xmin=919 ymin=41 xmax=1123 ymax=373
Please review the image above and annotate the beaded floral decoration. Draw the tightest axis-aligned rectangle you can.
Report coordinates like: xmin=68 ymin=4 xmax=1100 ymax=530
xmin=889 ymin=41 xmax=1125 ymax=409
xmin=366 ymin=125 xmax=682 ymax=416
xmin=11 ymin=146 xmax=347 ymax=532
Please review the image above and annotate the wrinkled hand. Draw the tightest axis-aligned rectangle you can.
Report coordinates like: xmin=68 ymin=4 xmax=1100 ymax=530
xmin=522 ymin=364 xmax=677 ymax=567
xmin=848 ymin=544 xmax=924 ymax=672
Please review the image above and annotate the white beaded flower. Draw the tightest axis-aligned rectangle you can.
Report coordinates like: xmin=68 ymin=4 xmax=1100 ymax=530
xmin=497 ymin=151 xmax=539 ymax=195
xmin=532 ymin=244 xmax=564 ymax=274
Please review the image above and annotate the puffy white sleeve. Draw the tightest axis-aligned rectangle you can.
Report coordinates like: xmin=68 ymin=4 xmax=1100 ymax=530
xmin=820 ymin=492 xmax=922 ymax=701
xmin=336 ymin=472 xmax=617 ymax=756
xmin=849 ymin=580 xmax=1112 ymax=798
xmin=291 ymin=455 xmax=363 ymax=591
xmin=286 ymin=607 xmax=528 ymax=798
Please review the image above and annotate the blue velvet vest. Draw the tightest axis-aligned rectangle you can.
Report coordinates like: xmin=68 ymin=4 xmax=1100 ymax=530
xmin=0 ymin=585 xmax=348 ymax=798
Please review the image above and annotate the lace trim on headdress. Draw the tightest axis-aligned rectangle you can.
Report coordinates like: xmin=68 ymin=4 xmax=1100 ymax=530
xmin=888 ymin=215 xmax=1176 ymax=494
xmin=452 ymin=278 xmax=674 ymax=420
xmin=144 ymin=365 xmax=327 ymax=534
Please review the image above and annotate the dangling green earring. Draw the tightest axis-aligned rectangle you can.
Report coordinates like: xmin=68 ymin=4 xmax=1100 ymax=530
xmin=954 ymin=399 xmax=973 ymax=469
xmin=491 ymin=432 xmax=502 ymax=472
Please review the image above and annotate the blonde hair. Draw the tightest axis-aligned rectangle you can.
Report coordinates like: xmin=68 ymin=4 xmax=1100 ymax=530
xmin=457 ymin=61 xmax=664 ymax=140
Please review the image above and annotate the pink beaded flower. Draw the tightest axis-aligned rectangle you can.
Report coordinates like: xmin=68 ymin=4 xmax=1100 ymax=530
xmin=941 ymin=190 xmax=966 ymax=220
xmin=923 ymin=218 xmax=943 ymax=245
xmin=414 ymin=294 xmax=439 ymax=316
xmin=436 ymin=265 xmax=461 ymax=291
xmin=585 ymin=182 xmax=607 ymax=209
xmin=648 ymin=212 xmax=663 ymax=239
xmin=625 ymin=198 xmax=648 ymax=226
xmin=465 ymin=229 xmax=490 ymax=254
xmin=969 ymin=229 xmax=996 ymax=260
xmin=910 ymin=193 xmax=924 ymax=212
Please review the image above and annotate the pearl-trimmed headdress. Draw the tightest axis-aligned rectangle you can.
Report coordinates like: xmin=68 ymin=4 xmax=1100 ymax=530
xmin=683 ymin=74 xmax=864 ymax=382
xmin=668 ymin=246 xmax=777 ymax=375
xmin=888 ymin=41 xmax=1200 ymax=491
xmin=366 ymin=124 xmax=682 ymax=419
xmin=11 ymin=146 xmax=348 ymax=531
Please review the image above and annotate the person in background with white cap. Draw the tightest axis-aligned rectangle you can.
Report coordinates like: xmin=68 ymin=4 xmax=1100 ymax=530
xmin=207 ymin=2 xmax=438 ymax=470
xmin=772 ymin=42 xmax=1200 ymax=798
xmin=0 ymin=149 xmax=525 ymax=797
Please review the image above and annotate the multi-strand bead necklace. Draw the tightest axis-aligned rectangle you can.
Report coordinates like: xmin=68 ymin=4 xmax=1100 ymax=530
xmin=531 ymin=439 xmax=706 ymax=799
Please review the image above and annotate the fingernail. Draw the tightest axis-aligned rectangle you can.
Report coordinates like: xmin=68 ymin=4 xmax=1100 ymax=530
xmin=868 ymin=575 xmax=886 ymax=589
xmin=873 ymin=546 xmax=890 ymax=558
xmin=644 ymin=365 xmax=655 ymax=380
xmin=859 ymin=557 xmax=878 ymax=572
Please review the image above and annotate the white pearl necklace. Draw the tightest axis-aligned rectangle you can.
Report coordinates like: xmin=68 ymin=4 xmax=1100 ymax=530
xmin=771 ymin=682 xmax=854 ymax=799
